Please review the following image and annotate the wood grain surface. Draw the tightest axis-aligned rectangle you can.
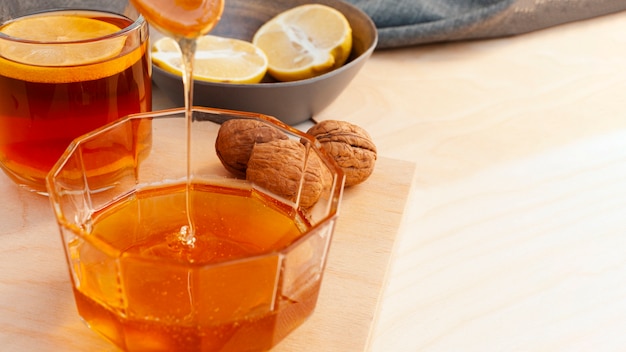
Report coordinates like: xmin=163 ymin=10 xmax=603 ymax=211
xmin=308 ymin=10 xmax=626 ymax=352
xmin=3 ymin=8 xmax=626 ymax=352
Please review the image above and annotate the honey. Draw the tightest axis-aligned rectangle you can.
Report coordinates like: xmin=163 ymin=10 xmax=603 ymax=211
xmin=65 ymin=182 xmax=323 ymax=351
xmin=130 ymin=0 xmax=224 ymax=38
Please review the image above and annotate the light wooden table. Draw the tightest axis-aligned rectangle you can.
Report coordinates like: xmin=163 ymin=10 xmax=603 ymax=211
xmin=3 ymin=9 xmax=626 ymax=351
xmin=348 ymin=11 xmax=626 ymax=352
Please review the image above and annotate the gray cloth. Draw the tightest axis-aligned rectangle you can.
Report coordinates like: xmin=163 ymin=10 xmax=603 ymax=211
xmin=345 ymin=0 xmax=626 ymax=48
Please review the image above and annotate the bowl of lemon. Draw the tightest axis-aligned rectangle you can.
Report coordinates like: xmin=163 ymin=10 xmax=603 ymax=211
xmin=150 ymin=0 xmax=378 ymax=125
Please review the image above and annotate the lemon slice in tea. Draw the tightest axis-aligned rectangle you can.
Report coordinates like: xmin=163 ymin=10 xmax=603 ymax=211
xmin=152 ymin=35 xmax=269 ymax=84
xmin=0 ymin=15 xmax=125 ymax=66
xmin=252 ymin=4 xmax=352 ymax=82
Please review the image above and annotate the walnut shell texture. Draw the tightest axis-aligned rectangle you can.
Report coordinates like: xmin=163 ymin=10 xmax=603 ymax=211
xmin=307 ymin=120 xmax=377 ymax=187
xmin=246 ymin=139 xmax=327 ymax=208
xmin=215 ymin=119 xmax=288 ymax=176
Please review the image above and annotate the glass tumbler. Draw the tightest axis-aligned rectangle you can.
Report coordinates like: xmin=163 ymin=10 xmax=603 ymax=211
xmin=0 ymin=0 xmax=151 ymax=194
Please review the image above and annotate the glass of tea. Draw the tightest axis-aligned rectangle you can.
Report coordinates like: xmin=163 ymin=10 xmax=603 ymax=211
xmin=47 ymin=107 xmax=345 ymax=351
xmin=0 ymin=0 xmax=152 ymax=194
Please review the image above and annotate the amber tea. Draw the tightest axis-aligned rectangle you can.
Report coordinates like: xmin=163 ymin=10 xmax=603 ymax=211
xmin=0 ymin=10 xmax=151 ymax=193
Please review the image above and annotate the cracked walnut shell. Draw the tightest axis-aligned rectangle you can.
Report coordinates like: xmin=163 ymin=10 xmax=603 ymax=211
xmin=307 ymin=120 xmax=377 ymax=187
xmin=246 ymin=139 xmax=329 ymax=208
xmin=215 ymin=119 xmax=288 ymax=176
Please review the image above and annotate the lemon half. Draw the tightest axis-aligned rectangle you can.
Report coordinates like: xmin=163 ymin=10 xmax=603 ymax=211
xmin=252 ymin=4 xmax=353 ymax=82
xmin=152 ymin=35 xmax=269 ymax=84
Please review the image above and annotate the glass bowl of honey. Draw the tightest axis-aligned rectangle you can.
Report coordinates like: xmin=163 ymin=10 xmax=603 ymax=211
xmin=46 ymin=107 xmax=344 ymax=351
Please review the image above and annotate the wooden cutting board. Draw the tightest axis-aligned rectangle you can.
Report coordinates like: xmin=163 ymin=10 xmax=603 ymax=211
xmin=275 ymin=157 xmax=415 ymax=351
xmin=0 ymin=156 xmax=415 ymax=351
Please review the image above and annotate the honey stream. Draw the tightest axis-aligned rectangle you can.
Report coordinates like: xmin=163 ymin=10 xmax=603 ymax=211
xmin=129 ymin=0 xmax=225 ymax=245
xmin=177 ymin=37 xmax=198 ymax=245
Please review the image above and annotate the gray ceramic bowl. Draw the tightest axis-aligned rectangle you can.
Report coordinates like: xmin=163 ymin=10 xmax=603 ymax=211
xmin=151 ymin=0 xmax=377 ymax=125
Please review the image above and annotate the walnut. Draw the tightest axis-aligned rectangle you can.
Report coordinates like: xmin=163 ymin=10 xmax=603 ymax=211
xmin=307 ymin=120 xmax=377 ymax=187
xmin=215 ymin=119 xmax=288 ymax=176
xmin=246 ymin=139 xmax=328 ymax=208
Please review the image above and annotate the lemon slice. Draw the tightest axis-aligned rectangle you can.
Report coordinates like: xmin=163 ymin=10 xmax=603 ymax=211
xmin=151 ymin=35 xmax=269 ymax=84
xmin=252 ymin=4 xmax=352 ymax=82
xmin=0 ymin=15 xmax=125 ymax=66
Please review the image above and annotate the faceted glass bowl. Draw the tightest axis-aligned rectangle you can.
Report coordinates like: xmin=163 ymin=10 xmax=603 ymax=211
xmin=46 ymin=107 xmax=344 ymax=351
